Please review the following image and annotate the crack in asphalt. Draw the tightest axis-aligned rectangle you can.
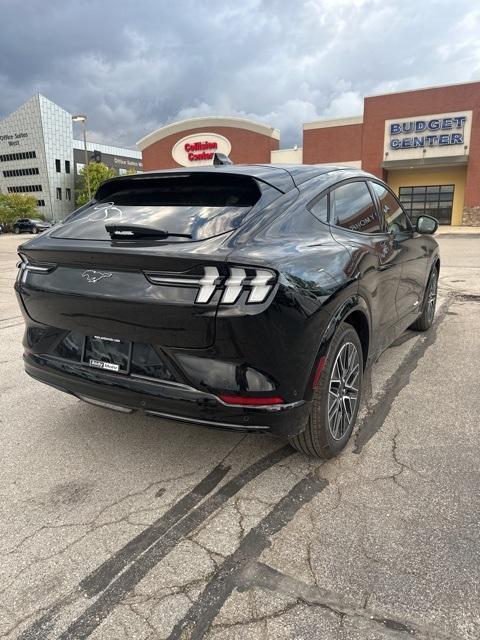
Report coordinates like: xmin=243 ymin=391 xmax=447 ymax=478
xmin=354 ymin=298 xmax=449 ymax=453
xmin=0 ymin=469 xmax=218 ymax=600
xmin=167 ymin=473 xmax=328 ymax=640
xmin=18 ymin=445 xmax=294 ymax=640
xmin=80 ymin=464 xmax=231 ymax=597
xmin=236 ymin=561 xmax=459 ymax=640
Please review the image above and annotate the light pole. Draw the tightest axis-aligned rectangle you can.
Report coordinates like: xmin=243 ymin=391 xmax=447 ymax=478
xmin=72 ymin=114 xmax=91 ymax=200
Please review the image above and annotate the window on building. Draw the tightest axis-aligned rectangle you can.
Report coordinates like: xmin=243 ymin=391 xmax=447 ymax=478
xmin=65 ymin=160 xmax=71 ymax=174
xmin=76 ymin=162 xmax=85 ymax=173
xmin=398 ymin=185 xmax=454 ymax=225
xmin=37 ymin=200 xmax=45 ymax=207
xmin=66 ymin=188 xmax=71 ymax=200
xmin=0 ymin=151 xmax=37 ymax=162
xmin=55 ymin=159 xmax=61 ymax=173
xmin=370 ymin=182 xmax=411 ymax=234
xmin=7 ymin=185 xmax=43 ymax=193
xmin=331 ymin=181 xmax=382 ymax=233
xmin=56 ymin=187 xmax=62 ymax=200
xmin=3 ymin=167 xmax=40 ymax=178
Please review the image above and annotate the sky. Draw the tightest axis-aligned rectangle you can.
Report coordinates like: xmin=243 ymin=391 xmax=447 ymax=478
xmin=1 ymin=0 xmax=479 ymax=149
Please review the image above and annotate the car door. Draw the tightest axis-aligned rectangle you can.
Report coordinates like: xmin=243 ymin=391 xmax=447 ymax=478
xmin=328 ymin=179 xmax=402 ymax=356
xmin=370 ymin=181 xmax=429 ymax=330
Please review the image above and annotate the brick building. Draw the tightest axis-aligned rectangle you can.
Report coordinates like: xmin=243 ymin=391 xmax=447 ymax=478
xmin=137 ymin=116 xmax=280 ymax=171
xmin=303 ymin=81 xmax=480 ymax=226
xmin=138 ymin=81 xmax=480 ymax=225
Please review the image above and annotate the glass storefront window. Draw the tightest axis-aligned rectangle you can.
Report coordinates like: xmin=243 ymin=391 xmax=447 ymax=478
xmin=398 ymin=184 xmax=454 ymax=225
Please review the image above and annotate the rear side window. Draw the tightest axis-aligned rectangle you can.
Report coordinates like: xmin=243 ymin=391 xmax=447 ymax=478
xmin=310 ymin=194 xmax=328 ymax=222
xmin=370 ymin=182 xmax=411 ymax=234
xmin=332 ymin=181 xmax=382 ymax=234
xmin=54 ymin=173 xmax=263 ymax=242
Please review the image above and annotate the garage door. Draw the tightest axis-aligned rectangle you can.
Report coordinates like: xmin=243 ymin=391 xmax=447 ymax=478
xmin=398 ymin=185 xmax=454 ymax=225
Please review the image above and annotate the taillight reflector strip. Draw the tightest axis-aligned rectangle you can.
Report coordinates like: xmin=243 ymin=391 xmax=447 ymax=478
xmin=312 ymin=356 xmax=326 ymax=388
xmin=219 ymin=394 xmax=285 ymax=406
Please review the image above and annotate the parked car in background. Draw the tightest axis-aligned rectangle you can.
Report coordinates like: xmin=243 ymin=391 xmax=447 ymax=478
xmin=13 ymin=218 xmax=51 ymax=235
xmin=14 ymin=164 xmax=439 ymax=458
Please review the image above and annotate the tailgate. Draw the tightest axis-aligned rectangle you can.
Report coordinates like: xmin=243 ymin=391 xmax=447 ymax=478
xmin=16 ymin=240 xmax=229 ymax=348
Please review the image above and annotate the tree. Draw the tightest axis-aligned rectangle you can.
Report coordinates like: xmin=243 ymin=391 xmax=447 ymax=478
xmin=0 ymin=193 xmax=39 ymax=228
xmin=76 ymin=162 xmax=116 ymax=205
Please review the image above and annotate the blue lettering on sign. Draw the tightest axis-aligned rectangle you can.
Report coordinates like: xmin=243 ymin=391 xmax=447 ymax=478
xmin=389 ymin=114 xmax=467 ymax=150
xmin=390 ymin=133 xmax=464 ymax=150
xmin=390 ymin=116 xmax=467 ymax=149
xmin=402 ymin=122 xmax=415 ymax=134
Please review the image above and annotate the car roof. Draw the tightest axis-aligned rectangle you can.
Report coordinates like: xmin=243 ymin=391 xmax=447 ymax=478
xmin=105 ymin=164 xmax=371 ymax=194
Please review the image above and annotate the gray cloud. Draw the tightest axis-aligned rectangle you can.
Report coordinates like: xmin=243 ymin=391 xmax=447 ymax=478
xmin=1 ymin=0 xmax=479 ymax=148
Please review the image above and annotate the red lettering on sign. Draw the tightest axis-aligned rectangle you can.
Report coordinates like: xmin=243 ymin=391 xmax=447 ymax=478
xmin=184 ymin=141 xmax=218 ymax=153
xmin=188 ymin=151 xmax=214 ymax=161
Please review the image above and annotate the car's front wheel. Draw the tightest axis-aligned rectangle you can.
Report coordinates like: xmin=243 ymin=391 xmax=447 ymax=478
xmin=14 ymin=226 xmax=20 ymax=234
xmin=31 ymin=226 xmax=38 ymax=234
xmin=410 ymin=267 xmax=438 ymax=332
xmin=290 ymin=322 xmax=363 ymax=458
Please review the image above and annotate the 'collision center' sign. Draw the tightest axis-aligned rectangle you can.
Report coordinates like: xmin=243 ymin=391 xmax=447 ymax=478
xmin=172 ymin=133 xmax=232 ymax=166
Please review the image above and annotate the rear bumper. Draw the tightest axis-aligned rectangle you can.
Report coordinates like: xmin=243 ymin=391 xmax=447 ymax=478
xmin=24 ymin=354 xmax=310 ymax=437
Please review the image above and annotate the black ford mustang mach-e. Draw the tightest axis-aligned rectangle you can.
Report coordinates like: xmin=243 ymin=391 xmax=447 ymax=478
xmin=15 ymin=164 xmax=439 ymax=457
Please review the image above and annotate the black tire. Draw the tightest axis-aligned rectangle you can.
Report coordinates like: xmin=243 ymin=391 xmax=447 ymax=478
xmin=31 ymin=226 xmax=38 ymax=234
xmin=410 ymin=267 xmax=438 ymax=332
xmin=290 ymin=323 xmax=363 ymax=458
xmin=14 ymin=226 xmax=20 ymax=234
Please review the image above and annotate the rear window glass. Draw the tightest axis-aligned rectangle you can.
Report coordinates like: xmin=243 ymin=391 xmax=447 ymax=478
xmin=95 ymin=173 xmax=260 ymax=207
xmin=54 ymin=173 xmax=262 ymax=242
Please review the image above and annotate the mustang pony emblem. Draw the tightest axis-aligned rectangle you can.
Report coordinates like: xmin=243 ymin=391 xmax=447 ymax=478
xmin=82 ymin=270 xmax=113 ymax=284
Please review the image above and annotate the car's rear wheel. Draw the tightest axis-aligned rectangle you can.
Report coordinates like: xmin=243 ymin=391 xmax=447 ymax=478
xmin=31 ymin=227 xmax=38 ymax=234
xmin=14 ymin=226 xmax=20 ymax=234
xmin=410 ymin=267 xmax=438 ymax=332
xmin=290 ymin=323 xmax=363 ymax=458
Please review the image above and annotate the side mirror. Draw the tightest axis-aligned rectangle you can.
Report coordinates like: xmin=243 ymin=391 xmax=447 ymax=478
xmin=416 ymin=215 xmax=438 ymax=235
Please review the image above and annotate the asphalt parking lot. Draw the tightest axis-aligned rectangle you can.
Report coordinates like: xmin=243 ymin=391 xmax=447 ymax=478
xmin=1 ymin=231 xmax=479 ymax=640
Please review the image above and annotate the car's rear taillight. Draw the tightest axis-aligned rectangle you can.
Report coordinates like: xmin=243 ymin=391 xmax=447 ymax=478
xmin=145 ymin=265 xmax=277 ymax=305
xmin=17 ymin=254 xmax=57 ymax=283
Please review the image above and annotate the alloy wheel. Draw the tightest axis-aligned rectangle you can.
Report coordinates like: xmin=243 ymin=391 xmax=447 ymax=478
xmin=327 ymin=341 xmax=360 ymax=440
xmin=426 ymin=271 xmax=438 ymax=324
